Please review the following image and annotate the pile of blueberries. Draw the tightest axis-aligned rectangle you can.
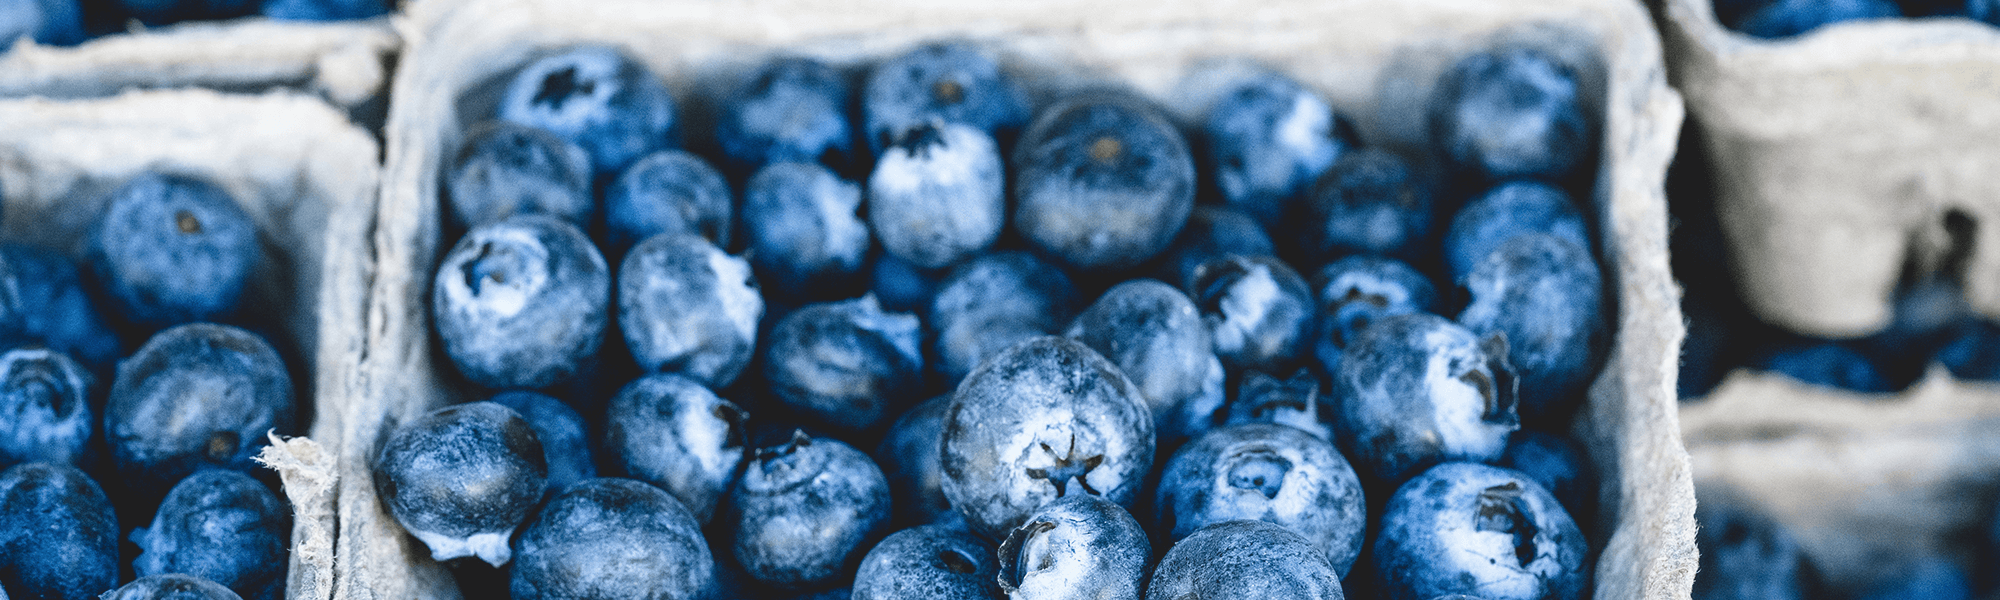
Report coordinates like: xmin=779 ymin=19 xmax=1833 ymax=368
xmin=0 ymin=0 xmax=389 ymax=58
xmin=383 ymin=40 xmax=1612 ymax=600
xmin=1718 ymin=0 xmax=2000 ymax=38
xmin=0 ymin=173 xmax=301 ymax=599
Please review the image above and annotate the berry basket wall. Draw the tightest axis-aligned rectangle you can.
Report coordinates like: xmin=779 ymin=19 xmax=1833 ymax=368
xmin=345 ymin=0 xmax=1694 ymax=598
xmin=1658 ymin=0 xmax=2000 ymax=337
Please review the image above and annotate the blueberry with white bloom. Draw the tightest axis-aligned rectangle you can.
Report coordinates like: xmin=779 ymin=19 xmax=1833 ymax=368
xmin=90 ymin=172 xmax=260 ymax=329
xmin=1458 ymin=233 xmax=1606 ymax=424
xmin=433 ymin=215 xmax=609 ymax=390
xmin=928 ymin=251 xmax=1079 ymax=383
xmin=719 ymin=57 xmax=858 ymax=175
xmin=1373 ymin=462 xmax=1586 ymax=600
xmin=0 ymin=461 xmax=117 ymax=600
xmin=1189 ymin=254 xmax=1315 ymax=375
xmin=1428 ymin=47 xmax=1592 ymax=183
xmin=619 ymin=232 xmax=762 ymax=388
xmin=868 ymin=121 xmax=1005 ymax=269
xmin=499 ymin=45 xmax=677 ymax=179
xmin=373 ymin=402 xmax=546 ymax=567
xmin=766 ymin=295 xmax=923 ymax=431
xmin=511 ymin=478 xmax=716 ymax=600
xmin=1065 ymin=279 xmax=1224 ymax=443
xmin=1311 ymin=256 xmax=1438 ymax=391
xmin=1205 ymin=72 xmax=1357 ymax=226
xmin=728 ymin=431 xmax=892 ymax=590
xmin=1146 ymin=520 xmax=1345 ymax=600
xmin=851 ymin=523 xmax=1001 ymax=600
xmin=602 ymin=374 xmax=745 ymax=524
xmin=1223 ymin=369 xmax=1329 ymax=441
xmin=604 ymin=150 xmax=733 ymax=257
xmin=102 ymin=574 xmax=243 ymax=600
xmin=742 ymin=161 xmax=870 ymax=301
xmin=1301 ymin=148 xmax=1433 ymax=262
xmin=863 ymin=41 xmax=1029 ymax=154
xmin=489 ymin=390 xmax=596 ymax=493
xmin=0 ymin=244 xmax=120 ymax=370
xmin=874 ymin=395 xmax=954 ymax=526
xmin=444 ymin=121 xmax=593 ymax=230
xmin=1334 ymin=313 xmax=1517 ymax=484
xmin=1013 ymin=92 xmax=1195 ymax=271
xmin=0 ymin=347 xmax=93 ymax=468
xmin=997 ymin=494 xmax=1149 ymax=600
xmin=106 ymin=323 xmax=294 ymax=502
xmin=1156 ymin=205 xmax=1276 ymax=291
xmin=1444 ymin=180 xmax=1589 ymax=281
xmin=133 ymin=469 xmax=288 ymax=600
xmin=1155 ymin=423 xmax=1366 ymax=575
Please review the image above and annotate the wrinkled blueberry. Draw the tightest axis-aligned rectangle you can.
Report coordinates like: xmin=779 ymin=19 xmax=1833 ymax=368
xmin=106 ymin=323 xmax=293 ymax=501
xmin=1189 ymin=254 xmax=1315 ymax=375
xmin=90 ymin=172 xmax=260 ymax=329
xmin=444 ymin=121 xmax=593 ymax=230
xmin=489 ymin=390 xmax=596 ymax=493
xmin=133 ymin=469 xmax=288 ymax=600
xmin=373 ymin=401 xmax=546 ymax=566
xmin=0 ymin=244 xmax=120 ymax=369
xmin=512 ymin=477 xmax=716 ymax=600
xmin=1496 ymin=430 xmax=1596 ymax=526
xmin=1156 ymin=206 xmax=1276 ymax=291
xmin=0 ymin=0 xmax=83 ymax=47
xmin=1374 ymin=462 xmax=1587 ymax=600
xmin=0 ymin=462 xmax=117 ymax=600
xmin=863 ymin=41 xmax=1029 ymax=154
xmin=1300 ymin=147 xmax=1433 ymax=262
xmin=259 ymin=0 xmax=386 ymax=20
xmin=1732 ymin=0 xmax=1900 ymax=37
xmin=1429 ymin=48 xmax=1591 ymax=183
xmin=1334 ymin=313 xmax=1516 ymax=483
xmin=997 ymin=493 xmax=1149 ymax=600
xmin=1013 ymin=92 xmax=1195 ymax=271
xmin=1311 ymin=256 xmax=1438 ymax=385
xmin=870 ymin=252 xmax=942 ymax=314
xmin=1205 ymin=72 xmax=1357 ymax=226
xmin=1855 ymin=557 xmax=1969 ymax=600
xmin=718 ymin=57 xmax=857 ymax=174
xmin=874 ymin=395 xmax=953 ymax=525
xmin=1156 ymin=423 xmax=1365 ymax=575
xmin=433 ymin=214 xmax=609 ymax=390
xmin=1223 ymin=369 xmax=1329 ymax=440
xmin=1757 ymin=341 xmax=1897 ymax=393
xmin=102 ymin=574 xmax=243 ymax=600
xmin=766 ymin=295 xmax=923 ymax=431
xmin=1066 ymin=279 xmax=1224 ymax=439
xmin=1693 ymin=487 xmax=1808 ymax=600
xmin=928 ymin=251 xmax=1079 ymax=382
xmin=605 ymin=150 xmax=733 ymax=257
xmin=729 ymin=431 xmax=892 ymax=590
xmin=1458 ymin=233 xmax=1606 ymax=423
xmin=602 ymin=373 xmax=745 ymax=524
xmin=618 ymin=232 xmax=761 ymax=387
xmin=1444 ymin=180 xmax=1590 ymax=281
xmin=1940 ymin=319 xmax=2000 ymax=381
xmin=498 ymin=45 xmax=677 ymax=179
xmin=0 ymin=347 xmax=92 ymax=468
xmin=851 ymin=522 xmax=1001 ymax=600
xmin=1146 ymin=520 xmax=1344 ymax=600
xmin=868 ymin=122 xmax=1005 ymax=269
xmin=742 ymin=161 xmax=870 ymax=300
xmin=940 ymin=336 xmax=1155 ymax=540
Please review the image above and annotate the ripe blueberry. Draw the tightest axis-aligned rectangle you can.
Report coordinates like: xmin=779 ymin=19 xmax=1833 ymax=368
xmin=432 ymin=214 xmax=609 ymax=390
xmin=1013 ymin=92 xmax=1194 ymax=271
xmin=373 ymin=401 xmax=546 ymax=566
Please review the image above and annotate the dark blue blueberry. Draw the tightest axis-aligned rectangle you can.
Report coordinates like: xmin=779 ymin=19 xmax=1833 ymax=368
xmin=1300 ymin=147 xmax=1434 ymax=262
xmin=1757 ymin=341 xmax=1896 ymax=393
xmin=940 ymin=336 xmax=1155 ymax=540
xmin=602 ymin=373 xmax=745 ymax=524
xmin=0 ymin=244 xmax=120 ymax=370
xmin=1693 ymin=487 xmax=1808 ymax=600
xmin=1495 ymin=430 xmax=1596 ymax=525
xmin=444 ymin=121 xmax=593 ymax=230
xmin=0 ymin=0 xmax=83 ymax=48
xmin=868 ymin=122 xmax=1005 ymax=269
xmin=102 ymin=574 xmax=243 ymax=600
xmin=1223 ymin=369 xmax=1329 ymax=440
xmin=928 ymin=251 xmax=1079 ymax=382
xmin=1374 ymin=462 xmax=1587 ymax=600
xmin=489 ymin=390 xmax=596 ymax=493
xmin=105 ymin=323 xmax=293 ymax=502
xmin=259 ymin=0 xmax=386 ymax=20
xmin=1458 ymin=233 xmax=1607 ymax=424
xmin=1856 ymin=558 xmax=1970 ymax=600
xmin=1188 ymin=254 xmax=1315 ymax=375
xmin=1334 ymin=313 xmax=1517 ymax=483
xmin=874 ymin=395 xmax=953 ymax=526
xmin=1146 ymin=520 xmax=1344 ymax=600
xmin=728 ymin=431 xmax=891 ymax=590
xmin=863 ymin=41 xmax=1029 ymax=155
xmin=0 ymin=347 xmax=92 ymax=468
xmin=373 ymin=401 xmax=546 ymax=566
xmin=605 ymin=150 xmax=733 ymax=257
xmin=111 ymin=0 xmax=252 ymax=25
xmin=1156 ymin=205 xmax=1276 ymax=291
xmin=1311 ymin=255 xmax=1438 ymax=387
xmin=1732 ymin=0 xmax=1900 ymax=37
xmin=618 ymin=232 xmax=761 ymax=387
xmin=1444 ymin=180 xmax=1589 ymax=281
xmin=1013 ymin=92 xmax=1195 ymax=271
xmin=1156 ymin=423 xmax=1365 ymax=576
xmin=718 ymin=57 xmax=857 ymax=174
xmin=1066 ymin=279 xmax=1224 ymax=442
xmin=741 ymin=161 xmax=870 ymax=300
xmin=1939 ymin=319 xmax=2000 ymax=380
xmin=1972 ymin=0 xmax=2000 ymax=22
xmin=869 ymin=252 xmax=942 ymax=314
xmin=997 ymin=494 xmax=1149 ymax=600
xmin=851 ymin=522 xmax=1001 ymax=600
xmin=133 ymin=469 xmax=288 ymax=600
xmin=1205 ymin=72 xmax=1357 ymax=226
xmin=511 ymin=477 xmax=716 ymax=600
xmin=766 ymin=295 xmax=923 ymax=431
xmin=433 ymin=215 xmax=609 ymax=390
xmin=1428 ymin=48 xmax=1591 ymax=183
xmin=0 ymin=462 xmax=117 ymax=600
xmin=89 ymin=172 xmax=260 ymax=329
xmin=498 ymin=46 xmax=677 ymax=179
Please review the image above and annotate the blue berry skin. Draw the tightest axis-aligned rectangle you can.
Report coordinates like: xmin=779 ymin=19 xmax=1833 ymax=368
xmin=1146 ymin=520 xmax=1345 ymax=600
xmin=1156 ymin=423 xmax=1366 ymax=576
xmin=133 ymin=469 xmax=288 ymax=600
xmin=1692 ymin=489 xmax=1807 ymax=600
xmin=1733 ymin=0 xmax=1899 ymax=37
xmin=89 ymin=172 xmax=260 ymax=329
xmin=0 ymin=347 xmax=93 ymax=469
xmin=0 ymin=462 xmax=117 ymax=600
xmin=742 ymin=161 xmax=871 ymax=301
xmin=851 ymin=523 xmax=1001 ymax=600
xmin=1429 ymin=48 xmax=1591 ymax=183
xmin=1013 ymin=92 xmax=1196 ymax=271
xmin=434 ymin=215 xmax=609 ymax=390
xmin=1157 ymin=206 xmax=1277 ymax=291
xmin=1458 ymin=233 xmax=1606 ymax=424
xmin=766 ymin=295 xmax=923 ymax=431
xmin=111 ymin=0 xmax=252 ymax=25
xmin=928 ymin=251 xmax=1079 ymax=383
xmin=874 ymin=395 xmax=953 ymax=526
xmin=1973 ymin=0 xmax=2000 ymax=23
xmin=605 ymin=150 xmax=733 ymax=257
xmin=1374 ymin=462 xmax=1587 ymax=600
xmin=1334 ymin=314 xmax=1517 ymax=484
xmin=106 ymin=323 xmax=293 ymax=502
xmin=0 ymin=0 xmax=83 ymax=50
xmin=719 ymin=57 xmax=858 ymax=175
xmin=1223 ymin=369 xmax=1330 ymax=441
xmin=863 ymin=42 xmax=1029 ymax=156
xmin=373 ymin=401 xmax=547 ymax=567
xmin=602 ymin=373 xmax=746 ymax=524
xmin=1189 ymin=254 xmax=1315 ymax=375
xmin=869 ymin=252 xmax=942 ymax=314
xmin=1065 ymin=279 xmax=1225 ymax=443
xmin=868 ymin=122 xmax=1006 ymax=270
xmin=1205 ymin=73 xmax=1357 ymax=227
xmin=511 ymin=477 xmax=717 ymax=600
xmin=1311 ymin=256 xmax=1438 ymax=388
xmin=1444 ymin=180 xmax=1590 ymax=282
xmin=259 ymin=0 xmax=386 ymax=20
xmin=1756 ymin=341 xmax=1896 ymax=393
xmin=1495 ymin=430 xmax=1595 ymax=526
xmin=728 ymin=431 xmax=892 ymax=590
xmin=444 ymin=121 xmax=594 ymax=231
xmin=0 ymin=244 xmax=120 ymax=370
xmin=499 ymin=45 xmax=677 ymax=180
xmin=1301 ymin=148 xmax=1434 ymax=263
xmin=1856 ymin=558 xmax=1970 ymax=600
xmin=618 ymin=233 xmax=762 ymax=388
xmin=996 ymin=494 xmax=1150 ymax=600
xmin=940 ymin=336 xmax=1155 ymax=540
xmin=1939 ymin=319 xmax=2000 ymax=381
xmin=489 ymin=390 xmax=596 ymax=494
xmin=102 ymin=574 xmax=244 ymax=600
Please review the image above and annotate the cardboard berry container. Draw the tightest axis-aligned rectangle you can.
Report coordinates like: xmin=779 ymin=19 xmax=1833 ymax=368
xmin=351 ymin=0 xmax=1695 ymax=597
xmin=1657 ymin=0 xmax=2000 ymax=337
xmin=0 ymin=88 xmax=380 ymax=599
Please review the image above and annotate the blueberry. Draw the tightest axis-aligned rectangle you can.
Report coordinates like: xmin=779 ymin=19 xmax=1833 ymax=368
xmin=488 ymin=390 xmax=596 ymax=493
xmin=1188 ymin=254 xmax=1315 ymax=375
xmin=1443 ymin=180 xmax=1589 ymax=281
xmin=498 ymin=45 xmax=677 ymax=179
xmin=605 ymin=150 xmax=733 ymax=257
xmin=1973 ymin=0 xmax=2000 ymax=22
xmin=1300 ymin=148 xmax=1434 ymax=262
xmin=863 ymin=41 xmax=1029 ymax=155
xmin=111 ymin=0 xmax=252 ymax=25
xmin=741 ymin=161 xmax=870 ymax=300
xmin=444 ymin=121 xmax=594 ymax=231
xmin=89 ymin=172 xmax=260 ymax=329
xmin=869 ymin=252 xmax=943 ymax=314
xmin=373 ymin=401 xmax=546 ymax=566
xmin=928 ymin=251 xmax=1079 ymax=382
xmin=996 ymin=494 xmax=1149 ymax=600
xmin=512 ymin=477 xmax=716 ymax=600
xmin=1223 ymin=369 xmax=1330 ymax=441
xmin=0 ymin=244 xmax=120 ymax=370
xmin=1939 ymin=319 xmax=2000 ymax=381
xmin=873 ymin=395 xmax=953 ymax=525
xmin=718 ymin=57 xmax=857 ymax=175
xmin=602 ymin=373 xmax=746 ymax=524
xmin=1428 ymin=48 xmax=1591 ymax=183
xmin=0 ymin=0 xmax=83 ymax=47
xmin=0 ymin=462 xmax=117 ymax=600
xmin=729 ymin=431 xmax=892 ymax=590
xmin=1457 ymin=233 xmax=1606 ymax=424
xmin=1334 ymin=313 xmax=1517 ymax=483
xmin=1858 ymin=279 xmax=1969 ymax=379
xmin=940 ymin=336 xmax=1155 ymax=540
xmin=1856 ymin=557 xmax=1970 ymax=600
xmin=1310 ymin=256 xmax=1438 ymax=385
xmin=1733 ymin=0 xmax=1900 ymax=37
xmin=102 ymin=574 xmax=244 ymax=600
xmin=258 ymin=0 xmax=385 ymax=20
xmin=105 ymin=323 xmax=294 ymax=502
xmin=133 ymin=469 xmax=288 ymax=600
xmin=1146 ymin=520 xmax=1344 ymax=600
xmin=1013 ymin=92 xmax=1195 ymax=271
xmin=1156 ymin=206 xmax=1275 ymax=291
xmin=766 ymin=295 xmax=923 ymax=431
xmin=618 ymin=232 xmax=761 ymax=387
xmin=1066 ymin=279 xmax=1224 ymax=441
xmin=1155 ymin=423 xmax=1365 ymax=575
xmin=851 ymin=523 xmax=1001 ymax=600
xmin=1373 ymin=462 xmax=1587 ymax=600
xmin=1693 ymin=487 xmax=1808 ymax=600
xmin=1495 ymin=430 xmax=1595 ymax=526
xmin=433 ymin=214 xmax=609 ymax=390
xmin=1205 ymin=72 xmax=1357 ymax=226
xmin=868 ymin=122 xmax=1006 ymax=269
xmin=0 ymin=347 xmax=93 ymax=468
xmin=1757 ymin=341 xmax=1896 ymax=393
